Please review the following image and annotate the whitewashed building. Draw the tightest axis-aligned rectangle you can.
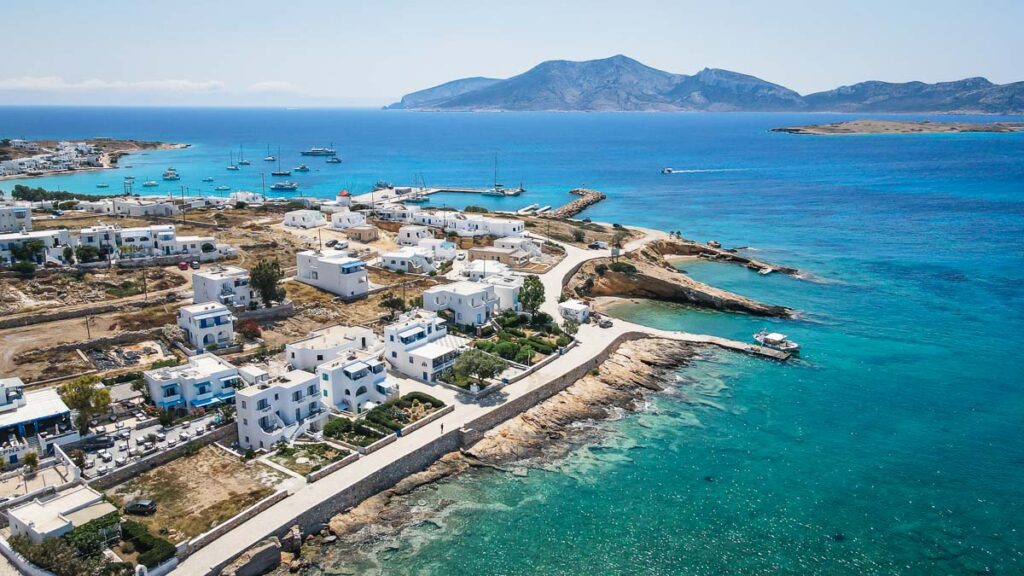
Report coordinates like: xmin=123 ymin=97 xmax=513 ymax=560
xmin=0 ymin=206 xmax=31 ymax=233
xmin=462 ymin=259 xmax=510 ymax=281
xmin=285 ymin=324 xmax=379 ymax=371
xmin=422 ymin=281 xmax=500 ymax=326
xmin=295 ymin=250 xmax=369 ymax=299
xmin=418 ymin=238 xmax=457 ymax=261
xmin=379 ymin=246 xmax=435 ymax=274
xmin=284 ymin=209 xmax=327 ymax=229
xmin=0 ymin=378 xmax=79 ymax=465
xmin=112 ymin=197 xmax=178 ymax=217
xmin=144 ymin=353 xmax=240 ymax=412
xmin=494 ymin=236 xmax=541 ymax=257
xmin=316 ymin=350 xmax=397 ymax=414
xmin=177 ymin=302 xmax=236 ymax=351
xmin=375 ymin=204 xmax=421 ymax=222
xmin=192 ymin=265 xmax=256 ymax=308
xmin=330 ymin=208 xmax=366 ymax=230
xmin=397 ymin=225 xmax=433 ymax=246
xmin=235 ymin=368 xmax=327 ymax=450
xmin=559 ymin=299 xmax=591 ymax=323
xmin=318 ymin=190 xmax=353 ymax=213
xmin=0 ymin=228 xmax=72 ymax=266
xmin=484 ymin=273 xmax=524 ymax=313
xmin=228 ymin=190 xmax=266 ymax=205
xmin=7 ymin=485 xmax=116 ymax=544
xmin=384 ymin=310 xmax=469 ymax=382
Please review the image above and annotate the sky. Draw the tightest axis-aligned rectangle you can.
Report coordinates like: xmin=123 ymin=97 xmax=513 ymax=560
xmin=2 ymin=0 xmax=1022 ymax=107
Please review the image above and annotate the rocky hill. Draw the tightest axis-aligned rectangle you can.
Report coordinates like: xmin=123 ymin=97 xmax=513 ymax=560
xmin=387 ymin=55 xmax=1024 ymax=113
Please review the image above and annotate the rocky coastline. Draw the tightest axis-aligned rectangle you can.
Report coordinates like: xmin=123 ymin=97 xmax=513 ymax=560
xmin=566 ymin=239 xmax=794 ymax=317
xmin=267 ymin=337 xmax=701 ymax=574
xmin=772 ymin=119 xmax=1024 ymax=135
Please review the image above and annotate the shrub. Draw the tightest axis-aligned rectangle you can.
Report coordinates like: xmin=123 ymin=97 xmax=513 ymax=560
xmin=595 ymin=263 xmax=608 ymax=276
xmin=514 ymin=344 xmax=534 ymax=365
xmin=122 ymin=521 xmax=176 ymax=568
xmin=608 ymin=261 xmax=637 ymax=275
xmin=556 ymin=335 xmax=570 ymax=347
xmin=150 ymin=358 xmax=179 ymax=369
xmin=463 ymin=205 xmax=488 ymax=213
xmin=10 ymin=261 xmax=36 ymax=275
xmin=237 ymin=319 xmax=262 ymax=340
xmin=494 ymin=341 xmax=519 ymax=360
xmin=572 ymin=228 xmax=586 ymax=242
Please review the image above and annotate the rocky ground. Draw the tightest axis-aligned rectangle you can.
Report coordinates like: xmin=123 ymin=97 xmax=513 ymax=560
xmin=269 ymin=337 xmax=701 ymax=574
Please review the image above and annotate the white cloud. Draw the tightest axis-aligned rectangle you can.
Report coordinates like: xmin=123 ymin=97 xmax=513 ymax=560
xmin=0 ymin=76 xmax=227 ymax=93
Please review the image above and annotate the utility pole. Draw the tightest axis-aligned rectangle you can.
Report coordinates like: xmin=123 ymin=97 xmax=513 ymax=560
xmin=141 ymin=266 xmax=148 ymax=301
xmin=85 ymin=316 xmax=92 ymax=339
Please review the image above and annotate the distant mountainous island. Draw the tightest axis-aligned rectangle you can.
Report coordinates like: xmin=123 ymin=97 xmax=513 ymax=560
xmin=386 ymin=55 xmax=1024 ymax=114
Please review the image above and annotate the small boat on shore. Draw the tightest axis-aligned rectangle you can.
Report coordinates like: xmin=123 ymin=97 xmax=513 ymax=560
xmin=753 ymin=330 xmax=800 ymax=353
xmin=142 ymin=180 xmax=158 ymax=187
xmin=270 ymin=181 xmax=298 ymax=191
xmin=758 ymin=267 xmax=774 ymax=276
xmin=373 ymin=180 xmax=393 ymax=191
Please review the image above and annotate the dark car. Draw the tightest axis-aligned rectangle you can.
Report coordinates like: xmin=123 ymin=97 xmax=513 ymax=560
xmin=325 ymin=239 xmax=338 ymax=248
xmin=125 ymin=499 xmax=157 ymax=515
xmin=79 ymin=436 xmax=115 ymax=450
xmin=598 ymin=318 xmax=614 ymax=329
xmin=189 ymin=260 xmax=201 ymax=270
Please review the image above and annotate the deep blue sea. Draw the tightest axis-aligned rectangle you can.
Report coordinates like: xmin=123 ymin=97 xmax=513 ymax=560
xmin=3 ymin=108 xmax=1023 ymax=574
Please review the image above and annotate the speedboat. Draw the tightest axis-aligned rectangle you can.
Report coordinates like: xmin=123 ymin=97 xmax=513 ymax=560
xmin=270 ymin=181 xmax=298 ymax=191
xmin=300 ymin=145 xmax=337 ymax=156
xmin=96 ymin=183 xmax=109 ymax=189
xmin=142 ymin=180 xmax=159 ymax=187
xmin=271 ymin=169 xmax=291 ymax=176
xmin=758 ymin=267 xmax=774 ymax=276
xmin=162 ymin=167 xmax=180 ymax=180
xmin=661 ymin=167 xmax=675 ymax=174
xmin=294 ymin=164 xmax=310 ymax=173
xmin=215 ymin=185 xmax=230 ymax=191
xmin=753 ymin=330 xmax=800 ymax=353
xmin=325 ymin=157 xmax=342 ymax=164
xmin=202 ymin=177 xmax=214 ymax=182
xmin=123 ymin=176 xmax=135 ymax=182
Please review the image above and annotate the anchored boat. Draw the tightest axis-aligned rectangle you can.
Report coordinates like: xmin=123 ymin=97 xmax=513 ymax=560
xmin=300 ymin=144 xmax=337 ymax=157
xmin=753 ymin=330 xmax=800 ymax=353
xmin=270 ymin=181 xmax=298 ymax=191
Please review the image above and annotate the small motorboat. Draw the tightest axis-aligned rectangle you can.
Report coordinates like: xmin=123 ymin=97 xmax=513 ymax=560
xmin=270 ymin=181 xmax=298 ymax=191
xmin=202 ymin=177 xmax=214 ymax=182
xmin=325 ymin=157 xmax=342 ymax=164
xmin=294 ymin=164 xmax=310 ymax=173
xmin=215 ymin=185 xmax=230 ymax=191
xmin=142 ymin=180 xmax=158 ymax=187
xmin=96 ymin=183 xmax=110 ymax=189
xmin=758 ymin=267 xmax=774 ymax=276
xmin=753 ymin=330 xmax=800 ymax=353
xmin=162 ymin=167 xmax=180 ymax=180
xmin=661 ymin=167 xmax=675 ymax=174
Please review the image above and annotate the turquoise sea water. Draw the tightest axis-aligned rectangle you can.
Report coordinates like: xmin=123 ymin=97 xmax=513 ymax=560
xmin=2 ymin=108 xmax=1023 ymax=574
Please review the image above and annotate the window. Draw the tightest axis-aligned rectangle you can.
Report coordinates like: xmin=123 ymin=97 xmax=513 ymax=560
xmin=243 ymin=418 xmax=247 ymax=425
xmin=240 ymin=401 xmax=246 ymax=409
xmin=391 ymin=351 xmax=397 ymax=358
xmin=309 ymin=402 xmax=318 ymax=413
xmin=307 ymin=385 xmax=316 ymax=395
xmin=355 ymin=386 xmax=367 ymax=396
xmin=316 ymin=354 xmax=323 ymax=361
xmin=257 ymin=399 xmax=269 ymax=410
xmin=323 ymin=390 xmax=328 ymax=397
xmin=322 ymin=373 xmax=328 ymax=381
xmin=292 ymin=391 xmax=301 ymax=402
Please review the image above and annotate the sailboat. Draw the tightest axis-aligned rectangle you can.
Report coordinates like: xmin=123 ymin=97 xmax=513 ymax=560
xmin=263 ymin=145 xmax=276 ymax=162
xmin=238 ymin=145 xmax=251 ymax=166
xmin=482 ymin=154 xmax=506 ymax=196
xmin=271 ymin=147 xmax=290 ymax=176
xmin=226 ymin=151 xmax=239 ymax=171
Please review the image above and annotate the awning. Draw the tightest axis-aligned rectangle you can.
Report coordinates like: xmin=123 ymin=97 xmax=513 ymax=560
xmin=191 ymin=396 xmax=221 ymax=408
xmin=398 ymin=328 xmax=423 ymax=339
xmin=158 ymin=398 xmax=184 ymax=408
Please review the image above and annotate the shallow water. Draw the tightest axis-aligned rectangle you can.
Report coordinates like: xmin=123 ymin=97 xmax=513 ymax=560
xmin=2 ymin=108 xmax=1022 ymax=574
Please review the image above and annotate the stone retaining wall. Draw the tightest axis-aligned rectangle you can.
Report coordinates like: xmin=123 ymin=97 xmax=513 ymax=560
xmin=27 ymin=327 xmax=163 ymax=356
xmin=184 ymin=489 xmax=289 ymax=555
xmin=399 ymin=404 xmax=454 ymax=436
xmin=88 ymin=425 xmax=236 ymax=491
xmin=306 ymin=452 xmax=359 ymax=483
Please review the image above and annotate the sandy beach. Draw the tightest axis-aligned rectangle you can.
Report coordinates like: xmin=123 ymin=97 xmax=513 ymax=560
xmin=0 ymin=139 xmax=187 ymax=181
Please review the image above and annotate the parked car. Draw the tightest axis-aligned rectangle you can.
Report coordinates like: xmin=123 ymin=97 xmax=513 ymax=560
xmin=114 ymin=456 xmax=127 ymax=467
xmin=124 ymin=499 xmax=157 ymax=516
xmin=598 ymin=318 xmax=614 ymax=329
xmin=456 ymin=253 xmax=466 ymax=261
xmin=190 ymin=260 xmax=201 ymax=270
xmin=99 ymin=451 xmax=113 ymax=463
xmin=80 ymin=436 xmax=115 ymax=450
xmin=119 ymin=429 xmax=131 ymax=439
xmin=156 ymin=432 xmax=166 ymax=442
xmin=177 ymin=261 xmax=189 ymax=271
xmin=325 ymin=239 xmax=338 ymax=248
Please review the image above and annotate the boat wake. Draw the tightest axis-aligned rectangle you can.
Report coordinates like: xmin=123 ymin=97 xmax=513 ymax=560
xmin=666 ymin=168 xmax=748 ymax=174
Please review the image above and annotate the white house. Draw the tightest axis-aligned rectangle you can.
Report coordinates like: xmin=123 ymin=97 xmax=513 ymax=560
xmin=330 ymin=208 xmax=366 ymax=230
xmin=6 ymin=485 xmax=117 ymax=544
xmin=438 ymin=214 xmax=526 ymax=238
xmin=144 ymin=353 xmax=240 ymax=412
xmin=559 ymin=299 xmax=590 ymax=323
xmin=76 ymin=199 xmax=115 ymax=214
xmin=484 ymin=273 xmax=524 ymax=312
xmin=76 ymin=223 xmax=224 ymax=261
xmin=285 ymin=324 xmax=379 ymax=371
xmin=418 ymin=238 xmax=457 ymax=261
xmin=284 ymin=209 xmax=327 ymax=229
xmin=318 ymin=190 xmax=353 ymax=213
xmin=0 ymin=378 xmax=79 ymax=466
xmin=192 ymin=265 xmax=256 ymax=308
xmin=235 ymin=368 xmax=327 ymax=450
xmin=375 ymin=204 xmax=421 ymax=222
xmin=378 ymin=246 xmax=435 ymax=274
xmin=462 ymin=259 xmax=510 ymax=281
xmin=410 ymin=210 xmax=450 ymax=229
xmin=0 ymin=206 xmax=31 ymax=233
xmin=177 ymin=302 xmax=236 ymax=351
xmin=397 ymin=225 xmax=433 ymax=246
xmin=383 ymin=310 xmax=469 ymax=382
xmin=422 ymin=281 xmax=499 ymax=326
xmin=228 ymin=190 xmax=266 ymax=205
xmin=494 ymin=236 xmax=541 ymax=257
xmin=316 ymin=350 xmax=397 ymax=414
xmin=295 ymin=250 xmax=369 ymax=299
xmin=112 ymin=197 xmax=178 ymax=217
xmin=0 ymin=228 xmax=72 ymax=266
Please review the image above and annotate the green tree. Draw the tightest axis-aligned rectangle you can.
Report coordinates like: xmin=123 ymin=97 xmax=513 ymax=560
xmin=75 ymin=244 xmax=102 ymax=263
xmin=453 ymin=349 xmax=507 ymax=386
xmin=250 ymin=259 xmax=286 ymax=308
xmin=10 ymin=239 xmax=44 ymax=263
xmin=572 ymin=228 xmax=586 ymax=243
xmin=519 ymin=275 xmax=545 ymax=316
xmin=59 ymin=375 xmax=111 ymax=435
xmin=563 ymin=319 xmax=579 ymax=336
xmin=514 ymin=344 xmax=535 ymax=365
xmin=22 ymin=451 xmax=38 ymax=472
xmin=62 ymin=245 xmax=74 ymax=263
xmin=378 ymin=292 xmax=406 ymax=319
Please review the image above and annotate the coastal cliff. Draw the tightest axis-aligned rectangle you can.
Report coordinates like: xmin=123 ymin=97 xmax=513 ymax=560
xmin=566 ymin=240 xmax=794 ymax=317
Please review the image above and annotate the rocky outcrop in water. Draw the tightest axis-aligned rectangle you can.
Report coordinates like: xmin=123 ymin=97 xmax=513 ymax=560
xmin=567 ymin=241 xmax=793 ymax=317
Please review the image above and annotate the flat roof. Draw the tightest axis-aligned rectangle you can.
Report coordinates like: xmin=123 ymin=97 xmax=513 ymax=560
xmin=65 ymin=501 xmax=118 ymax=527
xmin=194 ymin=265 xmax=248 ymax=280
xmin=411 ymin=341 xmax=460 ymax=360
xmin=180 ymin=302 xmax=230 ymax=314
xmin=0 ymin=388 xmax=70 ymax=429
xmin=290 ymin=325 xmax=371 ymax=351
xmin=426 ymin=281 xmax=490 ymax=296
xmin=8 ymin=485 xmax=104 ymax=533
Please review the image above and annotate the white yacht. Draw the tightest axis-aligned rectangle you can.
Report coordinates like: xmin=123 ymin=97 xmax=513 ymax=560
xmin=753 ymin=331 xmax=800 ymax=353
